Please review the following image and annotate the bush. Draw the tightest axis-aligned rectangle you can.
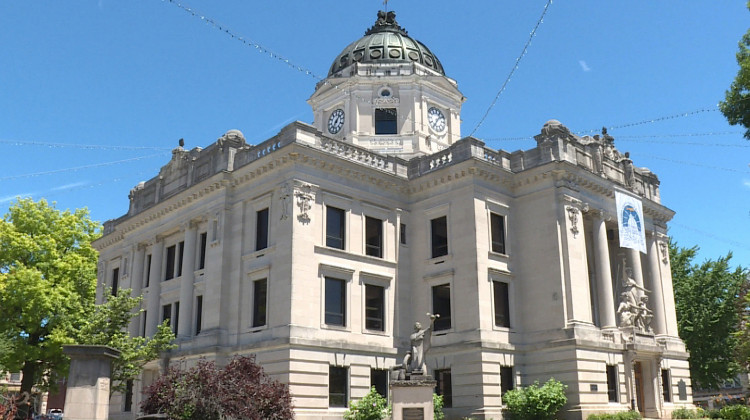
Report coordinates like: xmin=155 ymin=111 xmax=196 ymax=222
xmin=705 ymin=408 xmax=723 ymax=419
xmin=720 ymin=405 xmax=750 ymax=420
xmin=588 ymin=411 xmax=641 ymax=420
xmin=503 ymin=378 xmax=567 ymax=420
xmin=344 ymin=387 xmax=390 ymax=420
xmin=671 ymin=407 xmax=703 ymax=419
xmin=434 ymin=393 xmax=445 ymax=420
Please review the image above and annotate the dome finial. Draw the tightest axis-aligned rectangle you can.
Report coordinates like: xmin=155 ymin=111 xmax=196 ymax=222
xmin=366 ymin=9 xmax=407 ymax=35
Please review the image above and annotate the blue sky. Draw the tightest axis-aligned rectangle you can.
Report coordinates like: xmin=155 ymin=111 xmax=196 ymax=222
xmin=1 ymin=1 xmax=749 ymax=267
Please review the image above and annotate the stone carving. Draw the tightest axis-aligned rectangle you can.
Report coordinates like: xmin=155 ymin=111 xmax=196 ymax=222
xmin=621 ymin=152 xmax=635 ymax=188
xmin=658 ymin=241 xmax=668 ymax=264
xmin=294 ymin=183 xmax=314 ymax=224
xmin=540 ymin=120 xmax=575 ymax=141
xmin=393 ymin=314 xmax=439 ymax=379
xmin=279 ymin=183 xmax=292 ymax=221
xmin=617 ymin=260 xmax=653 ymax=334
xmin=566 ymin=206 xmax=580 ymax=238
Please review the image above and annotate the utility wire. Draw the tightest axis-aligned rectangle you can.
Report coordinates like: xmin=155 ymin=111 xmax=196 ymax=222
xmin=0 ymin=138 xmax=172 ymax=151
xmin=0 ymin=153 xmax=169 ymax=182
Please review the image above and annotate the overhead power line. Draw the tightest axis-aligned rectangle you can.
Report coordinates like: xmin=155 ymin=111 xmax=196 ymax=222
xmin=0 ymin=153 xmax=169 ymax=182
xmin=0 ymin=138 xmax=172 ymax=151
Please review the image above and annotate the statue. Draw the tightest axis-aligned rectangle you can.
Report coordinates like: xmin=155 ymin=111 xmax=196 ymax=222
xmin=617 ymin=292 xmax=634 ymax=327
xmin=395 ymin=314 xmax=439 ymax=379
xmin=618 ymin=259 xmax=653 ymax=333
xmin=634 ymin=295 xmax=653 ymax=333
xmin=621 ymin=152 xmax=635 ymax=188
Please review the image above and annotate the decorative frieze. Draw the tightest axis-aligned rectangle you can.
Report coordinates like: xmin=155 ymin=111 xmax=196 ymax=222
xmin=294 ymin=181 xmax=317 ymax=224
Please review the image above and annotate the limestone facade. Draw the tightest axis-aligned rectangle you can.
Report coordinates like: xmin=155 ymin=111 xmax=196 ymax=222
xmin=93 ymin=11 xmax=693 ymax=420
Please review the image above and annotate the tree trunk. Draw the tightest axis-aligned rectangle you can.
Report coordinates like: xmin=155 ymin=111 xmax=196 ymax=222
xmin=17 ymin=362 xmax=37 ymax=419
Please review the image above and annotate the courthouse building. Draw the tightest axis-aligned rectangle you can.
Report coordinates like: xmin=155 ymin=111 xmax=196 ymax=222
xmin=93 ymin=10 xmax=693 ymax=420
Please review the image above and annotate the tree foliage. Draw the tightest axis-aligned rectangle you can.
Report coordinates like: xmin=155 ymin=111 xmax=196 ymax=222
xmin=670 ymin=240 xmax=748 ymax=389
xmin=141 ymin=355 xmax=294 ymax=420
xmin=502 ymin=378 xmax=567 ymax=420
xmin=734 ymin=283 xmax=750 ymax=371
xmin=344 ymin=387 xmax=389 ymax=420
xmin=719 ymin=2 xmax=750 ymax=139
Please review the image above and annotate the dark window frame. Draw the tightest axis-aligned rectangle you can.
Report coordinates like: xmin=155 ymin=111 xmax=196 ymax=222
xmin=365 ymin=216 xmax=383 ymax=258
xmin=326 ymin=206 xmax=346 ymax=250
xmin=432 ymin=283 xmax=452 ymax=331
xmin=661 ymin=369 xmax=672 ymax=403
xmin=435 ymin=368 xmax=452 ymax=408
xmin=145 ymin=254 xmax=152 ymax=287
xmin=252 ymin=278 xmax=268 ymax=328
xmin=176 ymin=241 xmax=184 ymax=277
xmin=490 ymin=212 xmax=506 ymax=254
xmin=375 ymin=108 xmax=397 ymax=135
xmin=493 ymin=280 xmax=511 ymax=328
xmin=607 ymin=365 xmax=619 ymax=402
xmin=500 ymin=366 xmax=514 ymax=398
xmin=256 ymin=208 xmax=269 ymax=251
xmin=162 ymin=303 xmax=172 ymax=327
xmin=371 ymin=369 xmax=389 ymax=401
xmin=165 ymin=245 xmax=176 ymax=280
xmin=365 ymin=284 xmax=385 ymax=331
xmin=329 ymin=366 xmax=348 ymax=408
xmin=325 ymin=277 xmax=347 ymax=327
xmin=199 ymin=232 xmax=207 ymax=270
xmin=431 ymin=216 xmax=448 ymax=258
xmin=195 ymin=295 xmax=203 ymax=335
xmin=111 ymin=267 xmax=119 ymax=296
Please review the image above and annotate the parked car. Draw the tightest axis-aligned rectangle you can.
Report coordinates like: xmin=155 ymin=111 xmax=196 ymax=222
xmin=48 ymin=409 xmax=63 ymax=419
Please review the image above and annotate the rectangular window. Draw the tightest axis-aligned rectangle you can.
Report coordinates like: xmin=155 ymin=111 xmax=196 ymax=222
xmin=325 ymin=277 xmax=346 ymax=327
xmin=490 ymin=213 xmax=506 ymax=254
xmin=195 ymin=295 xmax=203 ymax=335
xmin=199 ymin=232 xmax=207 ymax=270
xmin=493 ymin=281 xmax=510 ymax=328
xmin=607 ymin=365 xmax=619 ymax=402
xmin=329 ymin=366 xmax=348 ymax=408
xmin=124 ymin=379 xmax=134 ymax=412
xmin=162 ymin=304 xmax=172 ymax=327
xmin=365 ymin=284 xmax=385 ymax=331
xmin=173 ymin=301 xmax=180 ymax=334
xmin=253 ymin=278 xmax=268 ymax=328
xmin=435 ymin=369 xmax=452 ymax=408
xmin=661 ymin=369 xmax=672 ymax=403
xmin=256 ymin=208 xmax=269 ymax=251
xmin=371 ymin=369 xmax=388 ymax=400
xmin=111 ymin=267 xmax=119 ymax=296
xmin=400 ymin=223 xmax=406 ymax=245
xmin=432 ymin=284 xmax=451 ymax=331
xmin=145 ymin=254 xmax=152 ymax=287
xmin=365 ymin=216 xmax=383 ymax=258
xmin=326 ymin=206 xmax=346 ymax=250
xmin=176 ymin=241 xmax=184 ymax=277
xmin=500 ymin=366 xmax=514 ymax=398
xmin=165 ymin=245 xmax=176 ymax=280
xmin=375 ymin=108 xmax=397 ymax=135
xmin=9 ymin=372 xmax=21 ymax=382
xmin=141 ymin=311 xmax=147 ymax=337
xmin=431 ymin=216 xmax=448 ymax=258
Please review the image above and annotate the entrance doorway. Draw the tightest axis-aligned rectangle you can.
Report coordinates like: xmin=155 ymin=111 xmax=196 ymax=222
xmin=634 ymin=362 xmax=645 ymax=415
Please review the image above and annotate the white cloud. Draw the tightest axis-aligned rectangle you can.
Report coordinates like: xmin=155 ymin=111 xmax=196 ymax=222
xmin=51 ymin=181 xmax=90 ymax=192
xmin=578 ymin=60 xmax=591 ymax=72
xmin=0 ymin=193 xmax=34 ymax=204
xmin=743 ymin=179 xmax=750 ymax=189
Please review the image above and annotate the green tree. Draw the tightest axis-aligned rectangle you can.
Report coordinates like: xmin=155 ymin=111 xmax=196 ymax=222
xmin=344 ymin=387 xmax=390 ymax=420
xmin=670 ymin=240 xmax=748 ymax=389
xmin=734 ymin=282 xmax=750 ymax=371
xmin=719 ymin=2 xmax=750 ymax=139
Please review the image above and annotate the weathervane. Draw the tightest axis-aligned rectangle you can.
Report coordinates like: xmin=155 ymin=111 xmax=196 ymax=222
xmin=383 ymin=0 xmax=389 ymax=12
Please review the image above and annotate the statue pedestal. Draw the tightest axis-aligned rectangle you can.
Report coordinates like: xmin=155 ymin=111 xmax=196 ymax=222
xmin=391 ymin=376 xmax=437 ymax=420
xmin=62 ymin=345 xmax=120 ymax=420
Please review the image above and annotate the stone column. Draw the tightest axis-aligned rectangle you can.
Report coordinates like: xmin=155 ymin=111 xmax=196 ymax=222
xmin=146 ymin=238 xmax=164 ymax=337
xmin=177 ymin=222 xmax=198 ymax=338
xmin=627 ymin=248 xmax=645 ymax=288
xmin=129 ymin=244 xmax=147 ymax=337
xmin=62 ymin=345 xmax=120 ymax=420
xmin=593 ymin=211 xmax=616 ymax=328
xmin=647 ymin=234 xmax=667 ymax=335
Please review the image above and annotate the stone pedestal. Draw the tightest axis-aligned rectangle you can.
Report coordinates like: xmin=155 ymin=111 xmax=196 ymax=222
xmin=391 ymin=376 xmax=437 ymax=420
xmin=63 ymin=345 xmax=121 ymax=420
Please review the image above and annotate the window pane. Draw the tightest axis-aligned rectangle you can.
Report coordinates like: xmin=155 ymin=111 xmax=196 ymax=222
xmin=435 ymin=369 xmax=452 ymax=408
xmin=661 ymin=369 xmax=671 ymax=403
xmin=371 ymin=369 xmax=388 ymax=400
xmin=145 ymin=254 xmax=152 ymax=287
xmin=124 ymin=379 xmax=134 ymax=412
xmin=493 ymin=281 xmax=510 ymax=328
xmin=195 ymin=296 xmax=203 ymax=335
xmin=162 ymin=304 xmax=171 ymax=326
xmin=199 ymin=232 xmax=207 ymax=269
xmin=431 ymin=216 xmax=448 ymax=258
xmin=111 ymin=268 xmax=119 ymax=296
xmin=165 ymin=245 xmax=176 ymax=280
xmin=177 ymin=241 xmax=184 ymax=277
xmin=256 ymin=208 xmax=269 ymax=251
xmin=432 ymin=284 xmax=451 ymax=331
xmin=253 ymin=279 xmax=268 ymax=327
xmin=400 ymin=223 xmax=406 ymax=245
xmin=326 ymin=207 xmax=345 ymax=249
xmin=173 ymin=301 xmax=180 ymax=334
xmin=491 ymin=213 xmax=506 ymax=254
xmin=375 ymin=108 xmax=397 ymax=135
xmin=500 ymin=366 xmax=514 ymax=398
xmin=329 ymin=366 xmax=348 ymax=407
xmin=365 ymin=216 xmax=383 ymax=258
xmin=365 ymin=284 xmax=385 ymax=331
xmin=325 ymin=277 xmax=346 ymax=326
xmin=607 ymin=365 xmax=619 ymax=402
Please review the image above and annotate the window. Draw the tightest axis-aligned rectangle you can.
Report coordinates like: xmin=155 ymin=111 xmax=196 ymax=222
xmin=329 ymin=366 xmax=348 ymax=408
xmin=431 ymin=216 xmax=448 ymax=258
xmin=145 ymin=254 xmax=152 ymax=287
xmin=256 ymin=208 xmax=269 ymax=251
xmin=326 ymin=206 xmax=346 ymax=250
xmin=432 ymin=284 xmax=451 ymax=331
xmin=325 ymin=277 xmax=346 ymax=326
xmin=199 ymin=232 xmax=207 ymax=270
xmin=177 ymin=241 xmax=184 ymax=277
xmin=371 ymin=369 xmax=388 ymax=400
xmin=606 ymin=365 xmax=619 ymax=402
xmin=400 ymin=223 xmax=406 ymax=245
xmin=253 ymin=278 xmax=268 ymax=328
xmin=500 ymin=366 xmax=514 ymax=398
xmin=162 ymin=304 xmax=172 ymax=327
xmin=375 ymin=108 xmax=397 ymax=134
xmin=173 ymin=301 xmax=180 ymax=334
xmin=490 ymin=213 xmax=506 ymax=254
xmin=661 ymin=369 xmax=672 ymax=403
xmin=435 ymin=369 xmax=452 ymax=408
xmin=195 ymin=295 xmax=203 ymax=335
xmin=141 ymin=311 xmax=147 ymax=337
xmin=111 ymin=267 xmax=119 ymax=296
xmin=365 ymin=284 xmax=385 ymax=331
xmin=493 ymin=281 xmax=510 ymax=328
xmin=124 ymin=379 xmax=134 ymax=412
xmin=365 ymin=216 xmax=383 ymax=258
xmin=165 ymin=245 xmax=176 ymax=280
xmin=9 ymin=372 xmax=21 ymax=382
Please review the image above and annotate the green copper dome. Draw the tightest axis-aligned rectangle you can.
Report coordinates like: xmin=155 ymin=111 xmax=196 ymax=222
xmin=328 ymin=10 xmax=445 ymax=77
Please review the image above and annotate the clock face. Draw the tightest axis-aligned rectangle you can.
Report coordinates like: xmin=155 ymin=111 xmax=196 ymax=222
xmin=428 ymin=107 xmax=446 ymax=132
xmin=328 ymin=109 xmax=345 ymax=134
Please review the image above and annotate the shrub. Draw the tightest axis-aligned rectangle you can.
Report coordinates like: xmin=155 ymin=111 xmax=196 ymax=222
xmin=671 ymin=407 xmax=702 ymax=419
xmin=434 ymin=393 xmax=445 ymax=420
xmin=720 ymin=404 xmax=750 ymax=420
xmin=344 ymin=387 xmax=390 ymax=420
xmin=503 ymin=378 xmax=568 ymax=420
xmin=588 ymin=411 xmax=641 ymax=420
xmin=705 ymin=408 xmax=723 ymax=419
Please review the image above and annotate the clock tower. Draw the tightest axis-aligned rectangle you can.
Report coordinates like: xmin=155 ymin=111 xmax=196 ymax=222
xmin=308 ymin=10 xmax=465 ymax=158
